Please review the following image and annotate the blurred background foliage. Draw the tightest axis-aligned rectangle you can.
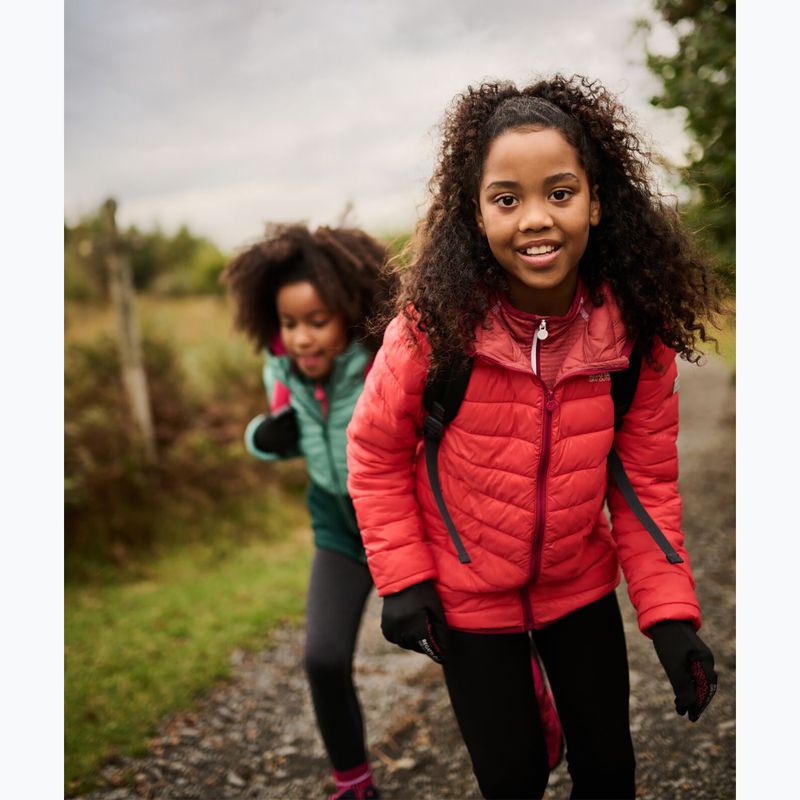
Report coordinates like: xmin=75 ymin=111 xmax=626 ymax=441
xmin=65 ymin=217 xmax=228 ymax=303
xmin=641 ymin=0 xmax=735 ymax=288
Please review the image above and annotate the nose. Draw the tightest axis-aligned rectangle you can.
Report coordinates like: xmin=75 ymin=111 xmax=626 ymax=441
xmin=292 ymin=324 xmax=314 ymax=350
xmin=517 ymin=199 xmax=553 ymax=232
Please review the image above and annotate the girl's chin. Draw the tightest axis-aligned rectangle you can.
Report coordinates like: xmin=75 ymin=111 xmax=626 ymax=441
xmin=297 ymin=362 xmax=331 ymax=380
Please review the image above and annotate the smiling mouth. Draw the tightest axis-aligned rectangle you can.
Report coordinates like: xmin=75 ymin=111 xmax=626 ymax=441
xmin=516 ymin=243 xmax=562 ymax=268
xmin=518 ymin=244 xmax=561 ymax=256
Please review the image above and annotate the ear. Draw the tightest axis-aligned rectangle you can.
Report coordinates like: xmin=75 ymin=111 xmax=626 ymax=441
xmin=474 ymin=199 xmax=486 ymax=236
xmin=589 ymin=185 xmax=602 ymax=226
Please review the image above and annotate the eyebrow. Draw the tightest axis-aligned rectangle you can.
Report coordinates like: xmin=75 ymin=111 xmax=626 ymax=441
xmin=484 ymin=172 xmax=581 ymax=191
xmin=544 ymin=172 xmax=580 ymax=186
xmin=484 ymin=180 xmax=520 ymax=191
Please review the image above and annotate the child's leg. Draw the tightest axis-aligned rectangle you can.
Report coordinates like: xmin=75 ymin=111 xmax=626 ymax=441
xmin=533 ymin=590 xmax=635 ymax=800
xmin=442 ymin=630 xmax=550 ymax=800
xmin=304 ymin=548 xmax=374 ymax=771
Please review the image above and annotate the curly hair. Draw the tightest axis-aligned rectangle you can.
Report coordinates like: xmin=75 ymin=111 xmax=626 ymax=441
xmin=393 ymin=74 xmax=725 ymax=371
xmin=222 ymin=223 xmax=395 ymax=354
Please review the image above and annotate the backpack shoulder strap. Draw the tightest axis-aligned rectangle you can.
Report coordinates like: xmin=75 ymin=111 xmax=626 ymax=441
xmin=608 ymin=345 xmax=683 ymax=565
xmin=422 ymin=355 xmax=474 ymax=564
xmin=423 ymin=355 xmax=475 ymax=425
xmin=610 ymin=346 xmax=642 ymax=430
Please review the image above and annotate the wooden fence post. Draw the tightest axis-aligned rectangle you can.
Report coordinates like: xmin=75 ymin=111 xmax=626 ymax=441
xmin=102 ymin=198 xmax=157 ymax=463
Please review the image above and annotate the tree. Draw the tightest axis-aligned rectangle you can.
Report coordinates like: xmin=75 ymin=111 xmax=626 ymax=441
xmin=642 ymin=0 xmax=735 ymax=287
xmin=65 ymin=203 xmax=228 ymax=301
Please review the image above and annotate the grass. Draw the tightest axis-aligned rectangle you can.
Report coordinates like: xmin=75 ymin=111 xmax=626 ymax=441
xmin=66 ymin=295 xmax=238 ymax=345
xmin=64 ymin=485 xmax=312 ymax=795
xmin=65 ymin=295 xmax=263 ymax=398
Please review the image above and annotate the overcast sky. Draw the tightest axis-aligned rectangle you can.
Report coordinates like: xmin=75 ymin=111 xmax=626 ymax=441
xmin=65 ymin=0 xmax=688 ymax=252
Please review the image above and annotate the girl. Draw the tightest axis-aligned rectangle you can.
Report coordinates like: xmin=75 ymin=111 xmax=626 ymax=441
xmin=224 ymin=223 xmax=395 ymax=800
xmin=346 ymin=76 xmax=723 ymax=799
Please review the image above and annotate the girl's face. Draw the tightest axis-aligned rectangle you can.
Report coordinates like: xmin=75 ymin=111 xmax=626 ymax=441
xmin=276 ymin=280 xmax=348 ymax=381
xmin=475 ymin=127 xmax=601 ymax=316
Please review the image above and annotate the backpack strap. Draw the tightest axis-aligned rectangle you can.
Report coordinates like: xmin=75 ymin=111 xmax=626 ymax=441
xmin=610 ymin=347 xmax=642 ymax=431
xmin=607 ymin=448 xmax=683 ymax=564
xmin=422 ymin=356 xmax=474 ymax=564
xmin=608 ymin=347 xmax=683 ymax=565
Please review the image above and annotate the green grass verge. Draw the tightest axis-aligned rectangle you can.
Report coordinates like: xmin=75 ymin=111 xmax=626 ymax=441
xmin=65 ymin=491 xmax=312 ymax=796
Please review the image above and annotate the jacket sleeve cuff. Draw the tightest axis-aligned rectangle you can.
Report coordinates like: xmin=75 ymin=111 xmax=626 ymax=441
xmin=375 ymin=568 xmax=440 ymax=597
xmin=637 ymin=602 xmax=702 ymax=636
xmin=244 ymin=414 xmax=282 ymax=461
xmin=367 ymin=539 xmax=438 ymax=597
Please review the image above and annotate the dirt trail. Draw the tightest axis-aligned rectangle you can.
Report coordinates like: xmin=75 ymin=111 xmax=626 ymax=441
xmin=80 ymin=356 xmax=735 ymax=800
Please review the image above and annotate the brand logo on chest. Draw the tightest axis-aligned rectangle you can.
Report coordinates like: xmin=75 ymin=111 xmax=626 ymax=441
xmin=588 ymin=372 xmax=611 ymax=383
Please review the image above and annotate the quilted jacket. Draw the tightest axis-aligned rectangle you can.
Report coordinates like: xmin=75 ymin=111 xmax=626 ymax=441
xmin=245 ymin=340 xmax=372 ymax=496
xmin=244 ymin=340 xmax=371 ymax=561
xmin=346 ymin=287 xmax=701 ymax=634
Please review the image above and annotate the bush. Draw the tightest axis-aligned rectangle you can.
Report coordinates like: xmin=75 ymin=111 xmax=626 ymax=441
xmin=65 ymin=335 xmax=192 ymax=553
xmin=64 ymin=332 xmax=301 ymax=568
xmin=148 ymin=238 xmax=226 ymax=296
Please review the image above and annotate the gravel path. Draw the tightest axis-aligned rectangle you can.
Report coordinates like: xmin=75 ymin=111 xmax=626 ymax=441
xmin=78 ymin=356 xmax=735 ymax=800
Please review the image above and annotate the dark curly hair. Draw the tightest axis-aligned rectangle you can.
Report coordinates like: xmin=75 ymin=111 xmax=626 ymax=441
xmin=222 ymin=223 xmax=395 ymax=354
xmin=393 ymin=74 xmax=725 ymax=370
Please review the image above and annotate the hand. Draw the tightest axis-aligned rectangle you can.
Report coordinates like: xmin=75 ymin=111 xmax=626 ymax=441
xmin=381 ymin=580 xmax=450 ymax=664
xmin=650 ymin=620 xmax=718 ymax=722
xmin=252 ymin=406 xmax=299 ymax=455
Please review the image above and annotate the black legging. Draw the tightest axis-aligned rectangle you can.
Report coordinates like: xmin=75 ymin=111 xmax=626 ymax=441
xmin=443 ymin=591 xmax=636 ymax=800
xmin=304 ymin=547 xmax=374 ymax=771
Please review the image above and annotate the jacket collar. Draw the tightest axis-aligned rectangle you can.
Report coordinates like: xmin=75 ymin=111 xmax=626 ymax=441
xmin=328 ymin=339 xmax=372 ymax=386
xmin=473 ymin=284 xmax=631 ymax=381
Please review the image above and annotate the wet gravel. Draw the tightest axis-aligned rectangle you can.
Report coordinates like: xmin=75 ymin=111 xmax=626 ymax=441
xmin=75 ymin=356 xmax=735 ymax=799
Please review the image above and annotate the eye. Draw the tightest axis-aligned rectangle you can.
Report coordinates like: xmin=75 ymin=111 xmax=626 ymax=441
xmin=311 ymin=318 xmax=331 ymax=329
xmin=494 ymin=194 xmax=518 ymax=208
xmin=279 ymin=318 xmax=296 ymax=330
xmin=550 ymin=188 xmax=574 ymax=202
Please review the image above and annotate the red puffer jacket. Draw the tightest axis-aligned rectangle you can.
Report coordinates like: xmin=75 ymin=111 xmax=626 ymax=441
xmin=346 ymin=288 xmax=701 ymax=634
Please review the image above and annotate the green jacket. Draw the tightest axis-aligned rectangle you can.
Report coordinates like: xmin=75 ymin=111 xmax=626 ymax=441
xmin=244 ymin=340 xmax=371 ymax=561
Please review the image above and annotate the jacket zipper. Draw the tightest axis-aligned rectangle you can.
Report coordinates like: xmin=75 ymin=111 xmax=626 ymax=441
xmin=530 ymin=319 xmax=548 ymax=375
xmin=531 ymin=388 xmax=556 ymax=586
xmin=473 ymin=341 xmax=627 ymax=627
xmin=521 ymin=356 xmax=633 ymax=625
xmin=318 ymin=380 xmax=360 ymax=537
xmin=523 ymin=320 xmax=554 ymax=628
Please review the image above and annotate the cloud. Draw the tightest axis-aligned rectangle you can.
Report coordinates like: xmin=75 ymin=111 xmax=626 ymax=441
xmin=65 ymin=0 xmax=690 ymax=249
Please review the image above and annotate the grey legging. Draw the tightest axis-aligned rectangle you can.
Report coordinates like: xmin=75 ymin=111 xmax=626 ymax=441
xmin=303 ymin=547 xmax=374 ymax=771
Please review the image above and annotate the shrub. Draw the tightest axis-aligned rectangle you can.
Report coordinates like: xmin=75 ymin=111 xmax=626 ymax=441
xmin=64 ymin=332 xmax=301 ymax=569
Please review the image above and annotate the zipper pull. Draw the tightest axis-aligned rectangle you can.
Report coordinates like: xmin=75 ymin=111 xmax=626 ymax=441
xmin=537 ymin=319 xmax=549 ymax=341
xmin=545 ymin=388 xmax=558 ymax=412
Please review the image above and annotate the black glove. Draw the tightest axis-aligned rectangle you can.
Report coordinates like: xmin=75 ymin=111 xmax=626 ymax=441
xmin=381 ymin=580 xmax=450 ymax=664
xmin=650 ymin=620 xmax=718 ymax=722
xmin=252 ymin=406 xmax=299 ymax=456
